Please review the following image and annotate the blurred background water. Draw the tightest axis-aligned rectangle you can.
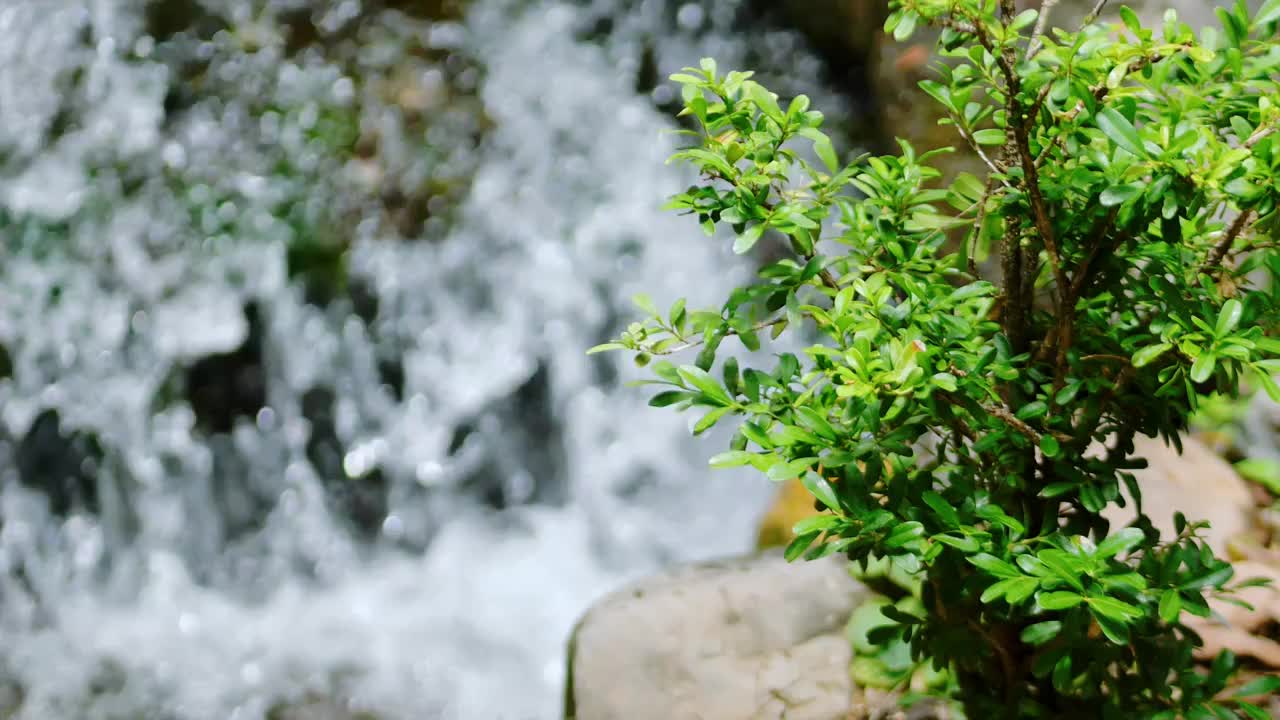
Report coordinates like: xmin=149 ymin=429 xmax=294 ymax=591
xmin=0 ymin=0 xmax=1252 ymax=718
xmin=0 ymin=0 xmax=879 ymax=717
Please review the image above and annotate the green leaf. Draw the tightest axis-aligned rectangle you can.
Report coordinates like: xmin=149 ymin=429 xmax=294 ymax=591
xmin=1159 ymin=589 xmax=1182 ymax=623
xmin=709 ymin=450 xmax=754 ymax=468
xmin=1095 ymin=527 xmax=1146 ymax=559
xmin=885 ymin=521 xmax=926 ymax=549
xmin=1233 ymin=675 xmax=1280 ymax=698
xmin=982 ymin=577 xmax=1038 ymax=604
xmin=797 ymin=128 xmax=839 ymax=173
xmin=973 ymin=128 xmax=1005 ymax=145
xmin=1040 ymin=482 xmax=1076 ymax=498
xmin=1237 ymin=702 xmax=1272 ymax=720
xmin=1187 ymin=45 xmax=1216 ymax=63
xmin=1234 ymin=457 xmax=1280 ymax=494
xmin=792 ymin=514 xmax=838 ymax=536
xmin=632 ymin=293 xmax=659 ymax=316
xmin=1216 ymin=299 xmax=1243 ymax=337
xmin=801 ymin=471 xmax=841 ymax=512
xmin=1180 ymin=565 xmax=1234 ymax=590
xmin=1096 ymin=107 xmax=1147 ymax=158
xmin=1120 ymin=5 xmax=1142 ymax=34
xmin=587 ymin=342 xmax=625 ymax=354
xmin=1040 ymin=435 xmax=1061 ymax=458
xmin=1088 ymin=595 xmax=1143 ymax=623
xmin=1038 ymin=549 xmax=1087 ymax=591
xmin=1133 ymin=343 xmax=1172 ymax=367
xmin=931 ymin=372 xmax=958 ymax=392
xmin=678 ymin=366 xmax=734 ymax=406
xmin=784 ymin=530 xmax=820 ymax=561
xmin=649 ymin=390 xmax=693 ymax=407
xmin=1100 ymin=184 xmax=1141 ymax=207
xmin=934 ymin=534 xmax=980 ymax=552
xmin=1094 ymin=613 xmax=1131 ymax=644
xmin=1257 ymin=0 xmax=1280 ymax=25
xmin=893 ymin=11 xmax=918 ymax=41
xmin=969 ymin=553 xmax=1021 ymax=579
xmin=1021 ymin=621 xmax=1063 ymax=646
xmin=1011 ymin=8 xmax=1038 ymax=31
xmin=950 ymin=281 xmax=996 ymax=302
xmin=1016 ymin=401 xmax=1048 ymax=420
xmin=1252 ymin=368 xmax=1280 ymax=403
xmin=668 ymin=298 xmax=687 ymax=330
xmin=745 ymin=81 xmax=784 ymax=123
xmin=734 ymin=224 xmax=765 ymax=255
xmin=692 ymin=406 xmax=732 ymax=434
xmin=1038 ymin=591 xmax=1084 ymax=610
xmin=922 ymin=491 xmax=960 ymax=527
xmin=1191 ymin=352 xmax=1217 ymax=383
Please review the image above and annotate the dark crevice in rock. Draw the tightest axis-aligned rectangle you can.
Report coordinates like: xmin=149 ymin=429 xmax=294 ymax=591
xmin=446 ymin=360 xmax=568 ymax=510
xmin=376 ymin=358 xmax=405 ymax=402
xmin=634 ymin=40 xmax=659 ymax=95
xmin=144 ymin=0 xmax=228 ymax=44
xmin=184 ymin=301 xmax=267 ymax=436
xmin=302 ymin=387 xmax=389 ymax=540
xmin=15 ymin=409 xmax=103 ymax=516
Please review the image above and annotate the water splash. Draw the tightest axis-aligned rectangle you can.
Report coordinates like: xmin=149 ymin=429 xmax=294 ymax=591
xmin=0 ymin=0 xmax=853 ymax=717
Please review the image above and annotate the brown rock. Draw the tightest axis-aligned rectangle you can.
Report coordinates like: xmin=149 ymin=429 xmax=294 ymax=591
xmin=757 ymin=478 xmax=829 ymax=551
xmin=1101 ymin=433 xmax=1254 ymax=556
xmin=565 ymin=552 xmax=865 ymax=720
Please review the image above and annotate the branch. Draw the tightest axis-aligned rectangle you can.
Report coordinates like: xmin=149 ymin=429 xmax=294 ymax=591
xmin=1026 ymin=0 xmax=1060 ymax=60
xmin=1246 ymin=123 xmax=1276 ymax=148
xmin=985 ymin=402 xmax=1074 ymax=444
xmin=953 ymin=121 xmax=1012 ymax=181
xmin=940 ymin=392 xmax=1072 ymax=444
xmin=1201 ymin=210 xmax=1256 ymax=275
xmin=1084 ymin=0 xmax=1109 ymax=24
xmin=1194 ymin=122 xmax=1273 ymax=278
xmin=939 ymin=16 xmax=980 ymax=35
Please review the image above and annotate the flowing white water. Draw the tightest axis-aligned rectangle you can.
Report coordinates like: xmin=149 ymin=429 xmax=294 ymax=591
xmin=0 ymin=1 xmax=853 ymax=718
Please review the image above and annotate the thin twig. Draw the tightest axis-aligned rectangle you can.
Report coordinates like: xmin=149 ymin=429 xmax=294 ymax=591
xmin=940 ymin=392 xmax=1072 ymax=444
xmin=985 ymin=402 xmax=1074 ymax=444
xmin=953 ymin=120 xmax=1012 ymax=181
xmin=647 ymin=317 xmax=787 ymax=355
xmin=1084 ymin=0 xmax=1109 ymax=24
xmin=1026 ymin=0 xmax=1060 ymax=60
xmin=1246 ymin=124 xmax=1276 ymax=148
xmin=1201 ymin=210 xmax=1256 ymax=275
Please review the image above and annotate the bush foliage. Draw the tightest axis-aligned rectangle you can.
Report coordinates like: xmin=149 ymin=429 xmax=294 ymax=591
xmin=593 ymin=0 xmax=1280 ymax=717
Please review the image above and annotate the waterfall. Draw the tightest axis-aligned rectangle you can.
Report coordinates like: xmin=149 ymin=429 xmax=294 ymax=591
xmin=0 ymin=0 xmax=854 ymax=717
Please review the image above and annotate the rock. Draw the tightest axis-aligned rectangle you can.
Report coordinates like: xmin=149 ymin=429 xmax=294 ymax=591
xmin=1101 ymin=433 xmax=1254 ymax=556
xmin=565 ymin=552 xmax=865 ymax=720
xmin=1185 ymin=560 xmax=1280 ymax=667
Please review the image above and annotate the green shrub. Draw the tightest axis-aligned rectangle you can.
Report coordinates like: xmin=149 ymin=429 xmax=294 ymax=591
xmin=592 ymin=0 xmax=1280 ymax=717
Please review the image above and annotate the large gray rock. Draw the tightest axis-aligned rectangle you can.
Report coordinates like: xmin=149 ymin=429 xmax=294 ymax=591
xmin=565 ymin=552 xmax=865 ymax=720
